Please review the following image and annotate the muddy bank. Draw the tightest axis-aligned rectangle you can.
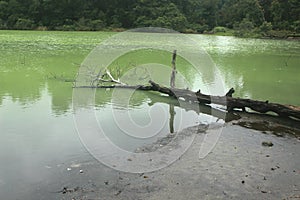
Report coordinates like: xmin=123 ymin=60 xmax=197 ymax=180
xmin=18 ymin=115 xmax=300 ymax=200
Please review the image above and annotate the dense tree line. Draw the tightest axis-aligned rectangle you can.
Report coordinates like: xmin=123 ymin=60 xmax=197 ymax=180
xmin=0 ymin=0 xmax=299 ymax=37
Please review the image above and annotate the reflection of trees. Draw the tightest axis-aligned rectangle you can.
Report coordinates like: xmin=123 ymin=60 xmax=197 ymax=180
xmin=94 ymin=88 xmax=234 ymax=125
xmin=0 ymin=69 xmax=44 ymax=105
xmin=215 ymin=54 xmax=300 ymax=106
xmin=95 ymin=89 xmax=149 ymax=109
xmin=95 ymin=88 xmax=224 ymax=120
xmin=47 ymin=81 xmax=73 ymax=115
xmin=0 ymin=30 xmax=97 ymax=115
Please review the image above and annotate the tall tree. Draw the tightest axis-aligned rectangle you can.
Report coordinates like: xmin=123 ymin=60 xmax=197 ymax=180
xmin=134 ymin=0 xmax=187 ymax=31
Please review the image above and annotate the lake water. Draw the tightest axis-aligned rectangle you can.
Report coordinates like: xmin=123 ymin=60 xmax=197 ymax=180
xmin=0 ymin=30 xmax=299 ymax=199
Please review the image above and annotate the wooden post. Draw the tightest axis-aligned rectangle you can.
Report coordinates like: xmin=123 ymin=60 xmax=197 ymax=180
xmin=170 ymin=50 xmax=177 ymax=88
xmin=169 ymin=50 xmax=177 ymax=133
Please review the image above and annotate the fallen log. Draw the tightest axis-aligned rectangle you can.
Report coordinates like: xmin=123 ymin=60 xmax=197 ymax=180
xmin=74 ymin=81 xmax=300 ymax=121
xmin=147 ymin=81 xmax=300 ymax=120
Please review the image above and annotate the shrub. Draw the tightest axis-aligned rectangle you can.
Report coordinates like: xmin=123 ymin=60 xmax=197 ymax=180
xmin=14 ymin=18 xmax=35 ymax=30
xmin=0 ymin=19 xmax=7 ymax=29
xmin=292 ymin=20 xmax=300 ymax=33
xmin=213 ymin=26 xmax=226 ymax=33
xmin=260 ymin=21 xmax=273 ymax=33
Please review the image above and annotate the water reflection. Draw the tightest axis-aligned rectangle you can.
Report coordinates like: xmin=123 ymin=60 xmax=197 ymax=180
xmin=87 ymin=88 xmax=225 ymax=151
xmin=0 ymin=68 xmax=44 ymax=105
xmin=192 ymin=35 xmax=300 ymax=106
xmin=0 ymin=31 xmax=299 ymax=115
xmin=47 ymin=81 xmax=73 ymax=116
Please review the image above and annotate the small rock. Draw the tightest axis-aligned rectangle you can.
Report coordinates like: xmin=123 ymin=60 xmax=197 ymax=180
xmin=62 ymin=187 xmax=68 ymax=194
xmin=115 ymin=190 xmax=122 ymax=196
xmin=67 ymin=168 xmax=72 ymax=171
xmin=262 ymin=141 xmax=273 ymax=147
xmin=242 ymin=180 xmax=245 ymax=184
xmin=79 ymin=170 xmax=83 ymax=173
xmin=143 ymin=176 xmax=149 ymax=179
xmin=261 ymin=190 xmax=267 ymax=193
xmin=104 ymin=181 xmax=109 ymax=185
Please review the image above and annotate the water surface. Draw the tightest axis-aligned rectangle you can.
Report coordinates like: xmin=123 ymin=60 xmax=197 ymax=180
xmin=0 ymin=31 xmax=299 ymax=199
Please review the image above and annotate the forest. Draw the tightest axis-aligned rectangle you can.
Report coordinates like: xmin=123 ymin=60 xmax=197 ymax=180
xmin=0 ymin=0 xmax=299 ymax=38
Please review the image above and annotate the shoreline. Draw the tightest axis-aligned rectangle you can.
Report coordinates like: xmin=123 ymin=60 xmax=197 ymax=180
xmin=15 ymin=114 xmax=300 ymax=200
xmin=1 ymin=29 xmax=300 ymax=41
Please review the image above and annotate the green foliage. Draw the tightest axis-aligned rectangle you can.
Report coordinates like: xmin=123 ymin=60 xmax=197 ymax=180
xmin=292 ymin=21 xmax=300 ymax=33
xmin=186 ymin=24 xmax=210 ymax=34
xmin=238 ymin=18 xmax=255 ymax=31
xmin=0 ymin=0 xmax=298 ymax=37
xmin=267 ymin=30 xmax=296 ymax=39
xmin=222 ymin=0 xmax=265 ymax=28
xmin=260 ymin=21 xmax=273 ymax=33
xmin=14 ymin=18 xmax=35 ymax=30
xmin=134 ymin=1 xmax=187 ymax=31
xmin=270 ymin=0 xmax=300 ymax=31
xmin=234 ymin=19 xmax=253 ymax=37
xmin=0 ymin=1 xmax=8 ymax=19
xmin=0 ymin=19 xmax=7 ymax=29
xmin=75 ymin=18 xmax=105 ymax=31
xmin=213 ymin=26 xmax=227 ymax=33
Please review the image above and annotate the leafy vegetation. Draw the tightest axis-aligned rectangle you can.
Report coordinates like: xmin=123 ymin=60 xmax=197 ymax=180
xmin=0 ymin=0 xmax=299 ymax=38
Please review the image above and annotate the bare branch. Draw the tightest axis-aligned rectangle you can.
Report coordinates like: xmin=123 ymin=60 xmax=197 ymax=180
xmin=105 ymin=69 xmax=126 ymax=85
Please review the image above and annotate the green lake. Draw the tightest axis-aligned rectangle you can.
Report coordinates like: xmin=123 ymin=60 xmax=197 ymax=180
xmin=0 ymin=30 xmax=299 ymax=199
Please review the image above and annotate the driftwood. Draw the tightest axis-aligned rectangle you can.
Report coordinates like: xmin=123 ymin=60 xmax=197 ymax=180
xmin=75 ymin=51 xmax=300 ymax=121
